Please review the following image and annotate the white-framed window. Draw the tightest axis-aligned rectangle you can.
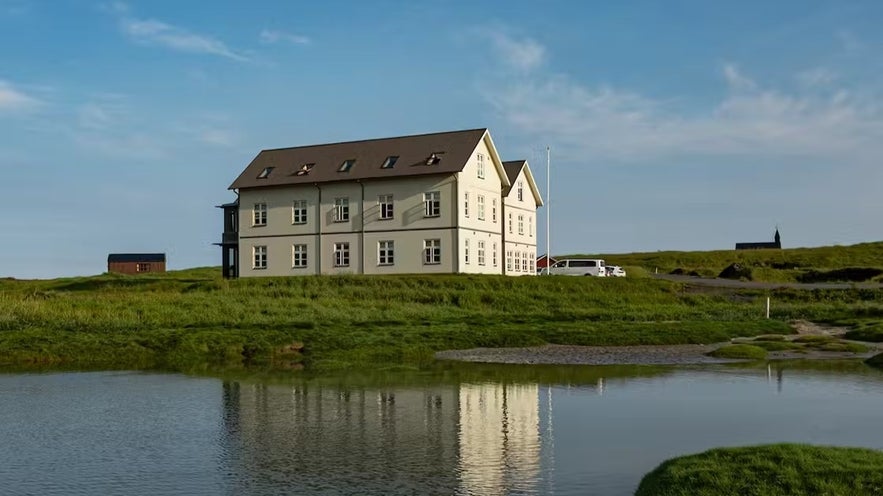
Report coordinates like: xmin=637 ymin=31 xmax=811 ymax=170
xmin=292 ymin=200 xmax=307 ymax=224
xmin=514 ymin=251 xmax=521 ymax=272
xmin=477 ymin=195 xmax=485 ymax=220
xmin=378 ymin=240 xmax=394 ymax=265
xmin=529 ymin=252 xmax=535 ymax=273
xmin=492 ymin=199 xmax=497 ymax=223
xmin=424 ymin=191 xmax=440 ymax=217
xmin=333 ymin=242 xmax=350 ymax=267
xmin=506 ymin=250 xmax=513 ymax=271
xmin=477 ymin=240 xmax=486 ymax=266
xmin=528 ymin=216 xmax=533 ymax=237
xmin=517 ymin=181 xmax=524 ymax=201
xmin=334 ymin=198 xmax=350 ymax=222
xmin=518 ymin=214 xmax=524 ymax=235
xmin=508 ymin=213 xmax=513 ymax=233
xmin=292 ymin=244 xmax=307 ymax=268
xmin=378 ymin=195 xmax=394 ymax=220
xmin=464 ymin=192 xmax=469 ymax=218
xmin=477 ymin=153 xmax=485 ymax=179
xmin=522 ymin=254 xmax=528 ymax=272
xmin=253 ymin=245 xmax=267 ymax=269
xmin=253 ymin=203 xmax=267 ymax=226
xmin=424 ymin=239 xmax=441 ymax=265
xmin=492 ymin=243 xmax=498 ymax=267
xmin=464 ymin=239 xmax=470 ymax=264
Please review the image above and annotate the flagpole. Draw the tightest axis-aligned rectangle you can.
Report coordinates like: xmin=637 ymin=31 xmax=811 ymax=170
xmin=546 ymin=146 xmax=551 ymax=274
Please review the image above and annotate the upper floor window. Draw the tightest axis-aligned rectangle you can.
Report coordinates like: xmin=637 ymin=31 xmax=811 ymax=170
xmin=333 ymin=242 xmax=350 ymax=267
xmin=334 ymin=197 xmax=350 ymax=222
xmin=508 ymin=213 xmax=513 ymax=233
xmin=424 ymin=239 xmax=441 ymax=265
xmin=477 ymin=195 xmax=485 ymax=221
xmin=338 ymin=159 xmax=356 ymax=172
xmin=253 ymin=203 xmax=267 ymax=226
xmin=292 ymin=200 xmax=308 ymax=224
xmin=378 ymin=195 xmax=394 ymax=220
xmin=292 ymin=244 xmax=307 ymax=268
xmin=381 ymin=156 xmax=398 ymax=169
xmin=253 ymin=245 xmax=267 ymax=269
xmin=477 ymin=240 xmax=486 ymax=266
xmin=464 ymin=192 xmax=469 ymax=218
xmin=517 ymin=181 xmax=524 ymax=201
xmin=518 ymin=214 xmax=524 ymax=235
xmin=424 ymin=191 xmax=440 ymax=217
xmin=477 ymin=153 xmax=485 ymax=179
xmin=491 ymin=199 xmax=497 ymax=223
xmin=257 ymin=166 xmax=274 ymax=179
xmin=378 ymin=240 xmax=394 ymax=265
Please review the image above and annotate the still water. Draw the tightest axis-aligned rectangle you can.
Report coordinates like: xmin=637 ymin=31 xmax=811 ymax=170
xmin=2 ymin=362 xmax=883 ymax=496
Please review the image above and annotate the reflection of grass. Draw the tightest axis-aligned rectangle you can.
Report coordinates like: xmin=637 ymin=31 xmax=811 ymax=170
xmin=636 ymin=444 xmax=883 ymax=496
xmin=866 ymin=353 xmax=883 ymax=369
xmin=1 ymin=268 xmax=881 ymax=371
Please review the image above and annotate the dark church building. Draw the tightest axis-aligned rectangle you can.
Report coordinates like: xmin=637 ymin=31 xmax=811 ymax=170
xmin=735 ymin=229 xmax=782 ymax=250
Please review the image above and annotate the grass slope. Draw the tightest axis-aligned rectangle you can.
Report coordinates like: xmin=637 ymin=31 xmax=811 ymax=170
xmin=636 ymin=444 xmax=883 ymax=496
xmin=572 ymin=241 xmax=883 ymax=282
xmin=1 ymin=268 xmax=882 ymax=370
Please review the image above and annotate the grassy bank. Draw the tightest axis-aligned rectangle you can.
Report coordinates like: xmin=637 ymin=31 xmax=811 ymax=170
xmin=574 ymin=240 xmax=883 ymax=282
xmin=1 ymin=268 xmax=882 ymax=370
xmin=636 ymin=444 xmax=883 ymax=496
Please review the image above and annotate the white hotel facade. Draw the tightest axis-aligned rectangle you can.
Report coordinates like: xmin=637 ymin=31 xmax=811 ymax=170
xmin=218 ymin=128 xmax=543 ymax=278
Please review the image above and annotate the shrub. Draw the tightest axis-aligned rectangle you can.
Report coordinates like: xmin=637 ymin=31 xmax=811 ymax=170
xmin=708 ymin=344 xmax=767 ymax=360
xmin=844 ymin=323 xmax=883 ymax=343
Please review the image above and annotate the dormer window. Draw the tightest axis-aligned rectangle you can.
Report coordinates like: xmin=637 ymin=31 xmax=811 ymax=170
xmin=295 ymin=163 xmax=314 ymax=176
xmin=339 ymin=159 xmax=356 ymax=172
xmin=257 ymin=166 xmax=274 ymax=179
xmin=381 ymin=156 xmax=398 ymax=169
xmin=425 ymin=153 xmax=441 ymax=166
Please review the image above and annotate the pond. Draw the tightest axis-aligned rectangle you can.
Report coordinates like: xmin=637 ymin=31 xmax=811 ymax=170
xmin=2 ymin=361 xmax=883 ymax=495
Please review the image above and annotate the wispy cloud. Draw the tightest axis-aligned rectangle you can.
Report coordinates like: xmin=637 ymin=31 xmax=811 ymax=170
xmin=0 ymin=80 xmax=41 ymax=111
xmin=482 ymin=28 xmax=545 ymax=72
xmin=796 ymin=67 xmax=838 ymax=88
xmin=198 ymin=128 xmax=238 ymax=147
xmin=259 ymin=29 xmax=310 ymax=45
xmin=481 ymin=37 xmax=883 ymax=165
xmin=722 ymin=63 xmax=757 ymax=91
xmin=119 ymin=15 xmax=249 ymax=62
xmin=836 ymin=29 xmax=863 ymax=54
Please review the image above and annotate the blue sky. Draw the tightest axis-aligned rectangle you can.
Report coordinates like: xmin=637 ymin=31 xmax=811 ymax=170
xmin=2 ymin=0 xmax=882 ymax=278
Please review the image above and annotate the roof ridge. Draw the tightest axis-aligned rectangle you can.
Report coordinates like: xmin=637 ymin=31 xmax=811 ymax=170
xmin=260 ymin=128 xmax=488 ymax=153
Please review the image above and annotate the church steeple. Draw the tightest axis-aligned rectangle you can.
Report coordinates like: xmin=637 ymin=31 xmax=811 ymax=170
xmin=774 ymin=227 xmax=781 ymax=248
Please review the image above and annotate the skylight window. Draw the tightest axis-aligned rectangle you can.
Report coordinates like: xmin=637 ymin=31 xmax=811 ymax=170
xmin=257 ymin=166 xmax=275 ymax=179
xmin=295 ymin=163 xmax=315 ymax=176
xmin=338 ymin=159 xmax=356 ymax=172
xmin=424 ymin=153 xmax=441 ymax=166
xmin=381 ymin=156 xmax=399 ymax=169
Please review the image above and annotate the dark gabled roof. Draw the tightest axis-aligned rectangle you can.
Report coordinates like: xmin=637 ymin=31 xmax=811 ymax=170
xmin=107 ymin=253 xmax=166 ymax=263
xmin=502 ymin=160 xmax=526 ymax=196
xmin=230 ymin=128 xmax=489 ymax=190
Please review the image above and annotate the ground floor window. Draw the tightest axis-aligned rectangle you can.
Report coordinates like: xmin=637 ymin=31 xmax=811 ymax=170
xmin=522 ymin=253 xmax=528 ymax=272
xmin=424 ymin=239 xmax=441 ymax=265
xmin=136 ymin=263 xmax=151 ymax=272
xmin=292 ymin=244 xmax=307 ymax=268
xmin=378 ymin=240 xmax=394 ymax=265
xmin=333 ymin=242 xmax=350 ymax=267
xmin=477 ymin=240 xmax=486 ymax=266
xmin=464 ymin=239 xmax=470 ymax=264
xmin=253 ymin=245 xmax=267 ymax=269
xmin=492 ymin=243 xmax=498 ymax=267
xmin=506 ymin=250 xmax=513 ymax=271
xmin=514 ymin=251 xmax=522 ymax=272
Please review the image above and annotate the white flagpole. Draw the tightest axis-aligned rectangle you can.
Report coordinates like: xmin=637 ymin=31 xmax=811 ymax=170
xmin=546 ymin=146 xmax=551 ymax=274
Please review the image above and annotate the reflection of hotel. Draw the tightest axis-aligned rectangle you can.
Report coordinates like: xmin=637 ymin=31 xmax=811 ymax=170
xmin=221 ymin=381 xmax=554 ymax=495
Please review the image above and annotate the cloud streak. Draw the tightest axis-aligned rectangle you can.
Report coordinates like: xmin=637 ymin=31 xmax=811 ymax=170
xmin=120 ymin=17 xmax=249 ymax=61
xmin=0 ymin=80 xmax=40 ymax=111
xmin=259 ymin=29 xmax=310 ymax=45
xmin=483 ymin=28 xmax=545 ymax=72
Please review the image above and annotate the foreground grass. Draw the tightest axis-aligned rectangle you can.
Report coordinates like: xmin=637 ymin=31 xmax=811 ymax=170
xmin=636 ymin=444 xmax=883 ymax=496
xmin=573 ymin=240 xmax=883 ymax=282
xmin=1 ymin=268 xmax=881 ymax=370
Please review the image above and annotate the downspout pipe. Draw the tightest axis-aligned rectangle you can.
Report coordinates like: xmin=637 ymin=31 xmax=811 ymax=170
xmin=358 ymin=180 xmax=365 ymax=274
xmin=314 ymin=183 xmax=322 ymax=274
xmin=452 ymin=173 xmax=459 ymax=274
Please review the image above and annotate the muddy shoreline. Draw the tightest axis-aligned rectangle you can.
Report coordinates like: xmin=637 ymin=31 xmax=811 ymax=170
xmin=435 ymin=342 xmax=882 ymax=366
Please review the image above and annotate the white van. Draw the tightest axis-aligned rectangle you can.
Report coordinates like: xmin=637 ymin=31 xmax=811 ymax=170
xmin=541 ymin=259 xmax=607 ymax=276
